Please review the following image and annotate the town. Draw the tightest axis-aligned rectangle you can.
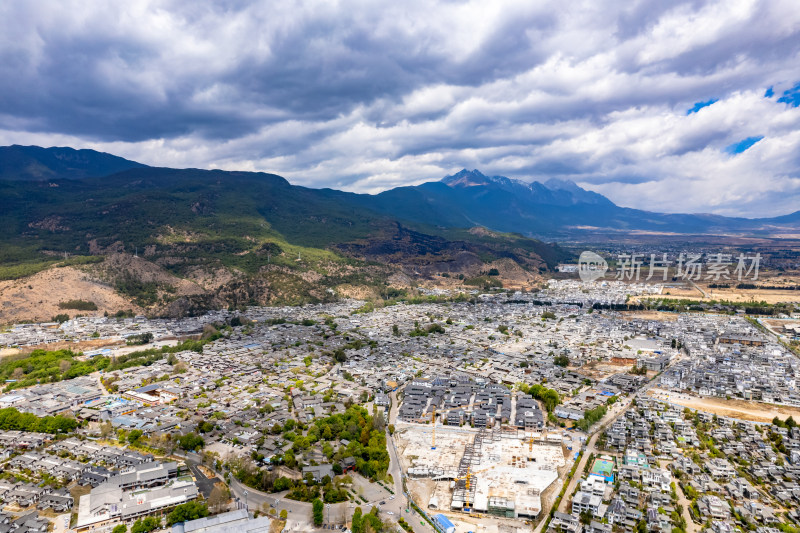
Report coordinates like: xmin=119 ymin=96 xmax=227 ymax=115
xmin=0 ymin=281 xmax=799 ymax=533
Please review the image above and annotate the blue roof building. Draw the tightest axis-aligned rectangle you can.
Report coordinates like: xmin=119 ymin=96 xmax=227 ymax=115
xmin=433 ymin=514 xmax=455 ymax=533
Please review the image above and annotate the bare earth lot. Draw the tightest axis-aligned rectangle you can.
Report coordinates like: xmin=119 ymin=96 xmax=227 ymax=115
xmin=0 ymin=266 xmax=138 ymax=324
xmin=649 ymin=388 xmax=800 ymax=422
xmin=620 ymin=310 xmax=679 ymax=321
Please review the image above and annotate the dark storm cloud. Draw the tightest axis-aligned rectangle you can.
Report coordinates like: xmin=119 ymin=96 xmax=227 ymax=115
xmin=0 ymin=1 xmax=555 ymax=142
xmin=0 ymin=0 xmax=799 ymax=216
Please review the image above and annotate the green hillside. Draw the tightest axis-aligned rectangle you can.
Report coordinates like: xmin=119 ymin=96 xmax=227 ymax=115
xmin=0 ymin=165 xmax=570 ymax=314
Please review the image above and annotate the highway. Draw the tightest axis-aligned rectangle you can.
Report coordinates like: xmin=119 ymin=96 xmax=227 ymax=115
xmin=554 ymin=396 xmax=633 ymax=515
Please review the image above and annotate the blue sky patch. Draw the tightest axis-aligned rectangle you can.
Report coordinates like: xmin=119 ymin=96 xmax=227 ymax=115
xmin=686 ymin=99 xmax=717 ymax=114
xmin=778 ymin=82 xmax=800 ymax=107
xmin=725 ymin=136 xmax=764 ymax=154
xmin=765 ymin=86 xmax=774 ymax=98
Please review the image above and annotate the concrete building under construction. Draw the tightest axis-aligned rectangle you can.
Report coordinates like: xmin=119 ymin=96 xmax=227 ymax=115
xmin=396 ymin=423 xmax=566 ymax=519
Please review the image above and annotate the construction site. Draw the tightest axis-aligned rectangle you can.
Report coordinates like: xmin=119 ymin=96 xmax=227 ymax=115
xmin=394 ymin=422 xmax=568 ymax=521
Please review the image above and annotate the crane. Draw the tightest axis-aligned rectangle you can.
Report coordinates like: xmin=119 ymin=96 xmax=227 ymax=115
xmin=452 ymin=467 xmax=474 ymax=512
xmin=525 ymin=425 xmax=551 ymax=452
xmin=452 ymin=464 xmax=494 ymax=513
xmin=431 ymin=407 xmax=436 ymax=450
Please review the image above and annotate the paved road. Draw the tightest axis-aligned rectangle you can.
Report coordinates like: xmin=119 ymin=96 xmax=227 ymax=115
xmin=186 ymin=461 xmax=220 ymax=499
xmin=663 ymin=461 xmax=699 ymax=533
xmin=49 ymin=513 xmax=71 ymax=533
xmin=182 ymin=453 xmax=324 ymax=521
xmin=689 ymin=280 xmax=708 ymax=298
xmin=387 ymin=386 xmax=435 ymax=533
xmin=550 ymin=352 xmax=686 ymax=519
xmin=186 ymin=452 xmax=408 ymax=530
xmin=91 ymin=371 xmax=111 ymax=397
xmin=555 ymin=397 xmax=633 ymax=515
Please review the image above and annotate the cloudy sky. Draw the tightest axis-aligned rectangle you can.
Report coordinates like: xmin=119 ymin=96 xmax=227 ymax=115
xmin=1 ymin=0 xmax=800 ymax=217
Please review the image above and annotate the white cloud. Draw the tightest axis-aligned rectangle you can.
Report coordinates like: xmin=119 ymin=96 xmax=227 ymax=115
xmin=0 ymin=0 xmax=799 ymax=216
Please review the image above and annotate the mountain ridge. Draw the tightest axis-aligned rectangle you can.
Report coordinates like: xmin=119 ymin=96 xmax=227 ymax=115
xmin=3 ymin=145 xmax=798 ymax=228
xmin=0 ymin=145 xmax=146 ymax=181
xmin=359 ymin=167 xmax=800 ymax=237
xmin=4 ymin=145 xmax=800 ymax=241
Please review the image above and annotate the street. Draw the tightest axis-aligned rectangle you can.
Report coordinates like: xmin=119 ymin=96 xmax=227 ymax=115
xmin=188 ymin=451 xmax=415 ymax=531
xmin=545 ymin=353 xmax=686 ymax=525
xmin=187 ymin=360 xmax=683 ymax=533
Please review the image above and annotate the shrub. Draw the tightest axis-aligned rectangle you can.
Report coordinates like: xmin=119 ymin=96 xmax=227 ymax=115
xmin=58 ymin=299 xmax=97 ymax=311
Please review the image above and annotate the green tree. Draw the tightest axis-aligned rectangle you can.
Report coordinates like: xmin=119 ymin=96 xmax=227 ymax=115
xmin=351 ymin=507 xmax=363 ymax=533
xmin=166 ymin=501 xmax=209 ymax=525
xmin=112 ymin=525 xmax=127 ymax=533
xmin=312 ymin=498 xmax=324 ymax=526
xmin=554 ymin=354 xmax=569 ymax=367
xmin=178 ymin=432 xmax=205 ymax=451
xmin=131 ymin=516 xmax=161 ymax=533
xmin=127 ymin=429 xmax=143 ymax=444
xmin=273 ymin=477 xmax=292 ymax=492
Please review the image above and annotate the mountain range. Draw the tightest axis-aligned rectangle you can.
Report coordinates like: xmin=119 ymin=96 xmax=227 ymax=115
xmin=1 ymin=145 xmax=797 ymax=320
xmin=356 ymin=169 xmax=800 ymax=237
xmin=0 ymin=146 xmax=568 ymax=320
xmin=7 ymin=145 xmax=799 ymax=238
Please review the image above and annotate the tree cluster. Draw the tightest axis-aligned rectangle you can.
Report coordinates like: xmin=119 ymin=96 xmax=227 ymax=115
xmin=772 ymin=415 xmax=797 ymax=429
xmin=178 ymin=433 xmax=205 ymax=451
xmin=518 ymin=383 xmax=561 ymax=412
xmin=351 ymin=507 xmax=385 ymax=533
xmin=575 ymin=405 xmax=608 ymax=432
xmin=0 ymin=349 xmax=108 ymax=391
xmin=166 ymin=502 xmax=209 ymax=526
xmin=0 ymin=407 xmax=77 ymax=434
xmin=126 ymin=332 xmax=154 ymax=346
xmin=230 ymin=406 xmax=390 ymax=502
xmin=312 ymin=498 xmax=324 ymax=526
xmin=130 ymin=516 xmax=161 ymax=533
